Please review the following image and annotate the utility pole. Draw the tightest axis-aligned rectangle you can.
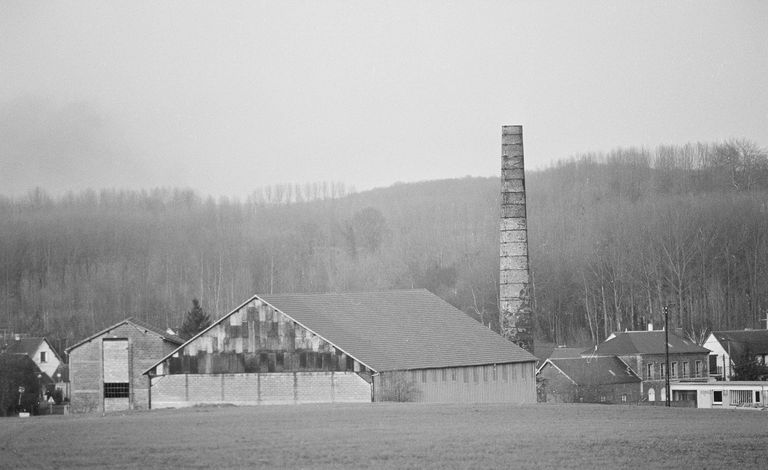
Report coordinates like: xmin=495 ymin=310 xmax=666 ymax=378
xmin=664 ymin=304 xmax=671 ymax=407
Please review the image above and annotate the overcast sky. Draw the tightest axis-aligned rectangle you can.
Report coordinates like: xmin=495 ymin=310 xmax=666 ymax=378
xmin=1 ymin=1 xmax=767 ymax=198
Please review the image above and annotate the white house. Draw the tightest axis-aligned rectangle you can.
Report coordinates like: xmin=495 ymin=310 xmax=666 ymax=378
xmin=703 ymin=330 xmax=768 ymax=380
xmin=2 ymin=335 xmax=62 ymax=380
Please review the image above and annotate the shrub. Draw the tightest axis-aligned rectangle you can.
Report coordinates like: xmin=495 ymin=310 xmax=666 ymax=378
xmin=0 ymin=355 xmax=41 ymax=416
xmin=377 ymin=372 xmax=420 ymax=402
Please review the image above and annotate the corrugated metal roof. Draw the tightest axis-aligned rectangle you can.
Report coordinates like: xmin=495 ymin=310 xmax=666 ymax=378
xmin=545 ymin=356 xmax=641 ymax=385
xmin=585 ymin=331 xmax=709 ymax=356
xmin=253 ymin=289 xmax=537 ymax=372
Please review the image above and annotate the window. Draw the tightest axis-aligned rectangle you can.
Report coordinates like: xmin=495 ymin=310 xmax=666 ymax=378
xmin=756 ymin=391 xmax=761 ymax=403
xmin=463 ymin=368 xmax=469 ymax=383
xmin=421 ymin=370 xmax=427 ymax=383
xmin=660 ymin=363 xmax=666 ymax=379
xmin=661 ymin=387 xmax=666 ymax=402
xmin=621 ymin=394 xmax=628 ymax=403
xmin=40 ymin=351 xmax=47 ymax=363
xmin=681 ymin=361 xmax=689 ymax=378
xmin=492 ymin=365 xmax=498 ymax=381
xmin=451 ymin=369 xmax=457 ymax=381
xmin=501 ymin=365 xmax=508 ymax=382
xmin=483 ymin=366 xmax=488 ymax=382
xmin=510 ymin=364 xmax=516 ymax=380
xmin=473 ymin=368 xmax=479 ymax=383
xmin=600 ymin=395 xmax=606 ymax=403
xmin=647 ymin=363 xmax=654 ymax=380
xmin=648 ymin=388 xmax=655 ymax=402
xmin=695 ymin=361 xmax=702 ymax=378
xmin=104 ymin=383 xmax=129 ymax=398
xmin=713 ymin=390 xmax=723 ymax=404
xmin=671 ymin=362 xmax=678 ymax=378
xmin=441 ymin=369 xmax=447 ymax=382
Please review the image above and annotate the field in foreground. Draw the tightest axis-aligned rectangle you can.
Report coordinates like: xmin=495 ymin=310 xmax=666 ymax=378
xmin=1 ymin=403 xmax=766 ymax=469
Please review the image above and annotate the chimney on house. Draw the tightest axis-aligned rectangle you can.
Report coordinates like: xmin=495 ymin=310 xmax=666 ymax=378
xmin=499 ymin=125 xmax=534 ymax=354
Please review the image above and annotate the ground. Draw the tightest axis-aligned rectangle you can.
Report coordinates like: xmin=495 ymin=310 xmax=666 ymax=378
xmin=0 ymin=403 xmax=766 ymax=469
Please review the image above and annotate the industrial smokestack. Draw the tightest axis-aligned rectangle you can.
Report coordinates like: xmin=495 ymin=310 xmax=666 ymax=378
xmin=500 ymin=125 xmax=534 ymax=354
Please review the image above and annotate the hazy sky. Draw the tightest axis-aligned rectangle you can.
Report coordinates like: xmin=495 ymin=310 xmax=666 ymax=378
xmin=1 ymin=1 xmax=767 ymax=198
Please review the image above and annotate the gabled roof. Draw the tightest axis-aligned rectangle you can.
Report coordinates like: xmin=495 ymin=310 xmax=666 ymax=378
xmin=1 ymin=337 xmax=61 ymax=363
xmin=548 ymin=347 xmax=588 ymax=360
xmin=2 ymin=337 xmax=46 ymax=356
xmin=147 ymin=289 xmax=537 ymax=374
xmin=584 ymin=331 xmax=709 ymax=356
xmin=711 ymin=330 xmax=768 ymax=358
xmin=66 ymin=317 xmax=184 ymax=353
xmin=543 ymin=356 xmax=641 ymax=386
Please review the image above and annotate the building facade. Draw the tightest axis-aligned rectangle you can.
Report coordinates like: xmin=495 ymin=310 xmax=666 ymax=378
xmin=585 ymin=330 xmax=710 ymax=403
xmin=537 ymin=356 xmax=641 ymax=404
xmin=704 ymin=330 xmax=768 ymax=380
xmin=67 ymin=319 xmax=183 ymax=413
xmin=671 ymin=381 xmax=767 ymax=409
xmin=145 ymin=290 xmax=538 ymax=407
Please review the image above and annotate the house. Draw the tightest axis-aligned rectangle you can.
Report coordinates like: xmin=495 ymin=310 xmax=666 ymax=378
xmin=537 ymin=356 xmax=641 ymax=404
xmin=703 ymin=330 xmax=768 ymax=381
xmin=144 ymin=289 xmax=538 ymax=408
xmin=584 ymin=330 xmax=710 ymax=403
xmin=66 ymin=318 xmax=184 ymax=413
xmin=1 ymin=336 xmax=63 ymax=381
xmin=671 ymin=381 xmax=768 ymax=409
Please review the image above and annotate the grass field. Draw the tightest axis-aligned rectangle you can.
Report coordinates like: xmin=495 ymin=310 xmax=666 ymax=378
xmin=1 ymin=403 xmax=766 ymax=469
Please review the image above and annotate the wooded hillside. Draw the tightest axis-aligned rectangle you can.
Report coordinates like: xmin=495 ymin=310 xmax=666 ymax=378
xmin=1 ymin=138 xmax=767 ymax=353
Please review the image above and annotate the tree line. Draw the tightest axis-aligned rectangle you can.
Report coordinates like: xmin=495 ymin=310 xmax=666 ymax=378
xmin=0 ymin=138 xmax=766 ymax=354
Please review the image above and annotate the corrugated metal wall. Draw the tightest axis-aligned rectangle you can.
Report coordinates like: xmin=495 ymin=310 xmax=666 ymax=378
xmin=374 ymin=361 xmax=537 ymax=403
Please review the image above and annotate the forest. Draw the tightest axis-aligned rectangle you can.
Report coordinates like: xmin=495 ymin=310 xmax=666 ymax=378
xmin=1 ymin=138 xmax=767 ymax=354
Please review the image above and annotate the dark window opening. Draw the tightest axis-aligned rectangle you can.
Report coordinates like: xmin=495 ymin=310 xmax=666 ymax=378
xmin=713 ymin=390 xmax=723 ymax=404
xmin=40 ymin=351 xmax=47 ymax=363
xmin=104 ymin=382 xmax=129 ymax=398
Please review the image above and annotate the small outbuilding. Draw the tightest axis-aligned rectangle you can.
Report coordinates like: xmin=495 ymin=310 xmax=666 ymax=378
xmin=537 ymin=356 xmax=641 ymax=404
xmin=67 ymin=318 xmax=184 ymax=413
xmin=144 ymin=289 xmax=538 ymax=407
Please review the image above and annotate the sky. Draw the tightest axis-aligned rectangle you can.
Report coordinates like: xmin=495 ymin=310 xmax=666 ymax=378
xmin=1 ymin=1 xmax=767 ymax=198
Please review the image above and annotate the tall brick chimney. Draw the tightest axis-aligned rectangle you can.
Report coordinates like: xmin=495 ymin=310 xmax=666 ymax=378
xmin=500 ymin=125 xmax=534 ymax=354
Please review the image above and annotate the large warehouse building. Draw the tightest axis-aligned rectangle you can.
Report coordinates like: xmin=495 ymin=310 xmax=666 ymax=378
xmin=144 ymin=289 xmax=537 ymax=407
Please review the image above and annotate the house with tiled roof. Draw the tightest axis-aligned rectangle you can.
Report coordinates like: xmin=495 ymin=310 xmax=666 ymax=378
xmin=144 ymin=289 xmax=538 ymax=407
xmin=583 ymin=330 xmax=710 ymax=403
xmin=1 ymin=336 xmax=62 ymax=382
xmin=66 ymin=318 xmax=184 ymax=413
xmin=704 ymin=330 xmax=768 ymax=380
xmin=537 ymin=356 xmax=641 ymax=404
